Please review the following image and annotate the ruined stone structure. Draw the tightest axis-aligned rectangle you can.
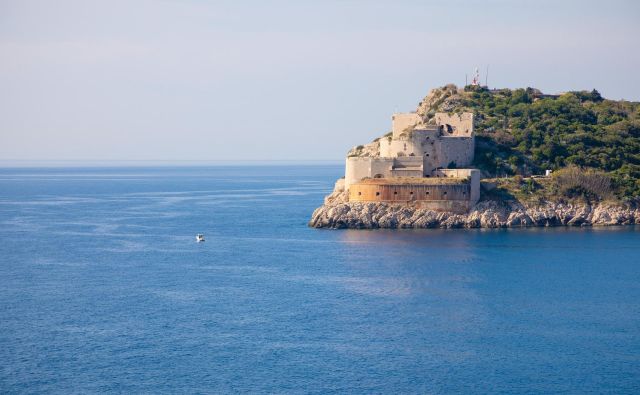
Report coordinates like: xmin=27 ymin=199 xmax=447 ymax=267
xmin=343 ymin=110 xmax=480 ymax=213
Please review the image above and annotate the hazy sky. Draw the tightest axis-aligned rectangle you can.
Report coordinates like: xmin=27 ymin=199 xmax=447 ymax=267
xmin=1 ymin=0 xmax=639 ymax=161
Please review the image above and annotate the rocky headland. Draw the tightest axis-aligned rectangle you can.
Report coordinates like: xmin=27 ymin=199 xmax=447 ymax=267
xmin=310 ymin=84 xmax=640 ymax=229
xmin=310 ymin=183 xmax=639 ymax=229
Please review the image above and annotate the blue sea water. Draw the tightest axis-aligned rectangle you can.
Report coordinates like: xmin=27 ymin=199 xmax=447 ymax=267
xmin=0 ymin=164 xmax=639 ymax=394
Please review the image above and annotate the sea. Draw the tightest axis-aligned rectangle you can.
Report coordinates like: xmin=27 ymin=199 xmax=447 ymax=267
xmin=1 ymin=164 xmax=639 ymax=394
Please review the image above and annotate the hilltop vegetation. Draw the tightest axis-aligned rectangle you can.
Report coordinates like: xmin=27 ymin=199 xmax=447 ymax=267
xmin=420 ymin=85 xmax=640 ymax=199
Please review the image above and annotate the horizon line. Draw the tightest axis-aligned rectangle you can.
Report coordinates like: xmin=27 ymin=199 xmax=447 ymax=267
xmin=0 ymin=159 xmax=345 ymax=168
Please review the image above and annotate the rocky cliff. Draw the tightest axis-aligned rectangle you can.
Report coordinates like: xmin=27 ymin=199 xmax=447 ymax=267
xmin=309 ymin=185 xmax=639 ymax=229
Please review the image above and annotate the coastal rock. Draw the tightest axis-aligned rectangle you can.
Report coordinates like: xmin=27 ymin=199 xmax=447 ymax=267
xmin=309 ymin=191 xmax=639 ymax=229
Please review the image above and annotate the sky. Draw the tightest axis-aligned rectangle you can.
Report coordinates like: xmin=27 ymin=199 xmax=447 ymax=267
xmin=1 ymin=0 xmax=639 ymax=162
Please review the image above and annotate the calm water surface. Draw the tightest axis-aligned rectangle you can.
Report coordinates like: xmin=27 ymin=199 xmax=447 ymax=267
xmin=0 ymin=165 xmax=639 ymax=394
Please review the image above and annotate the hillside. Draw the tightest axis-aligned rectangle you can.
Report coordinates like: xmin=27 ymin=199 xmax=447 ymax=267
xmin=413 ymin=85 xmax=640 ymax=200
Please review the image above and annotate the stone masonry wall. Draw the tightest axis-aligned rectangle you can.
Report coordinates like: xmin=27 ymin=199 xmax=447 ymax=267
xmin=434 ymin=113 xmax=474 ymax=136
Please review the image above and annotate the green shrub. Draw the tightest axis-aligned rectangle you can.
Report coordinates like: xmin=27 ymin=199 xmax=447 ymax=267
xmin=552 ymin=166 xmax=612 ymax=200
xmin=458 ymin=86 xmax=640 ymax=197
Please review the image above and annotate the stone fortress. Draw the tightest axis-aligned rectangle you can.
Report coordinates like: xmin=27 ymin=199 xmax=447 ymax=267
xmin=342 ymin=108 xmax=480 ymax=213
xmin=310 ymin=84 xmax=640 ymax=229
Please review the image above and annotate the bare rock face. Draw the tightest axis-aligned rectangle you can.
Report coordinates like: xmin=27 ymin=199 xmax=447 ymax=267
xmin=309 ymin=192 xmax=640 ymax=229
xmin=323 ymin=179 xmax=347 ymax=205
xmin=416 ymin=84 xmax=462 ymax=119
xmin=346 ymin=140 xmax=381 ymax=158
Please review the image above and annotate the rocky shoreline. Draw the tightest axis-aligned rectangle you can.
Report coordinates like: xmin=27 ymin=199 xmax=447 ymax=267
xmin=309 ymin=190 xmax=639 ymax=229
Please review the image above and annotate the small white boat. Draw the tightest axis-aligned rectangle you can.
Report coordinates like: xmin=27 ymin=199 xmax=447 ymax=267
xmin=196 ymin=234 xmax=205 ymax=242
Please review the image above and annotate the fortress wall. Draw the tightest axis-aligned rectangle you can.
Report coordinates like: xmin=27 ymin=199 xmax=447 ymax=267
xmin=391 ymin=156 xmax=424 ymax=177
xmin=415 ymin=130 xmax=440 ymax=172
xmin=434 ymin=113 xmax=474 ymax=136
xmin=469 ymin=170 xmax=480 ymax=204
xmin=391 ymin=113 xmax=421 ymax=137
xmin=390 ymin=169 xmax=423 ymax=177
xmin=392 ymin=156 xmax=424 ymax=167
xmin=370 ymin=158 xmax=394 ymax=179
xmin=424 ymin=156 xmax=436 ymax=175
xmin=379 ymin=138 xmax=392 ymax=157
xmin=433 ymin=169 xmax=480 ymax=205
xmin=434 ymin=169 xmax=475 ymax=178
xmin=388 ymin=138 xmax=413 ymax=157
xmin=348 ymin=182 xmax=474 ymax=213
xmin=436 ymin=137 xmax=475 ymax=168
xmin=345 ymin=157 xmax=371 ymax=189
xmin=350 ymin=183 xmax=471 ymax=202
xmin=345 ymin=157 xmax=394 ymax=189
xmin=387 ymin=130 xmax=439 ymax=158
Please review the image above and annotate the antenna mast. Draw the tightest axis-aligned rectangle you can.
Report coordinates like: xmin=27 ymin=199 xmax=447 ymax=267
xmin=471 ymin=67 xmax=480 ymax=86
xmin=485 ymin=65 xmax=489 ymax=87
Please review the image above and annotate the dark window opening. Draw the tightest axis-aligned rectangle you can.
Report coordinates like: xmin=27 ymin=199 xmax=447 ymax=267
xmin=358 ymin=192 xmax=361 ymax=196
xmin=394 ymin=191 xmax=398 ymax=195
xmin=443 ymin=191 xmax=447 ymax=195
xmin=426 ymin=191 xmax=430 ymax=195
xmin=410 ymin=191 xmax=413 ymax=195
xmin=376 ymin=192 xmax=380 ymax=196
